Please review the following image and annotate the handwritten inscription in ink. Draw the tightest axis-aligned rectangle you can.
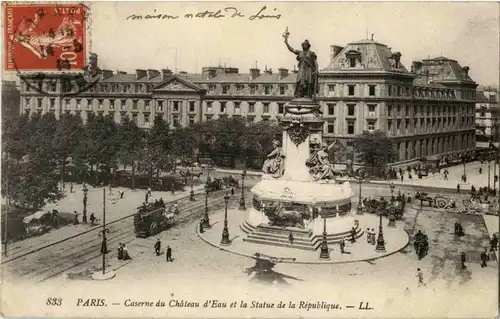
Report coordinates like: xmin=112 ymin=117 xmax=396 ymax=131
xmin=126 ymin=6 xmax=281 ymax=21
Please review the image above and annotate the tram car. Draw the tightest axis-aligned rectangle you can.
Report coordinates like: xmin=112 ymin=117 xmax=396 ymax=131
xmin=133 ymin=204 xmax=175 ymax=238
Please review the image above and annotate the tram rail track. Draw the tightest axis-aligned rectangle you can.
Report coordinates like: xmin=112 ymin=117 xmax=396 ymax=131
xmin=4 ymin=190 xmax=248 ymax=283
xmin=1 ymin=188 xmax=235 ymax=265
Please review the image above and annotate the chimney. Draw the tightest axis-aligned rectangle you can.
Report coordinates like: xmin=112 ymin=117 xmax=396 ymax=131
xmin=102 ymin=69 xmax=113 ymax=79
xmin=292 ymin=65 xmax=298 ymax=74
xmin=278 ymin=68 xmax=289 ymax=80
xmin=147 ymin=69 xmax=160 ymax=80
xmin=250 ymin=68 xmax=260 ymax=80
xmin=264 ymin=68 xmax=273 ymax=75
xmin=161 ymin=69 xmax=173 ymax=80
xmin=179 ymin=71 xmax=188 ymax=75
xmin=330 ymin=45 xmax=344 ymax=60
xmin=462 ymin=66 xmax=470 ymax=78
xmin=117 ymin=70 xmax=127 ymax=75
xmin=136 ymin=69 xmax=147 ymax=80
xmin=202 ymin=67 xmax=217 ymax=80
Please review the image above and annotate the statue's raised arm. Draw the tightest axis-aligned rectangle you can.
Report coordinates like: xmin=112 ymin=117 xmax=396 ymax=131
xmin=283 ymin=27 xmax=299 ymax=55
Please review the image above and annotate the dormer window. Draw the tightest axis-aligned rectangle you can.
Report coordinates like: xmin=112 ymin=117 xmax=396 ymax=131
xmin=345 ymin=50 xmax=361 ymax=68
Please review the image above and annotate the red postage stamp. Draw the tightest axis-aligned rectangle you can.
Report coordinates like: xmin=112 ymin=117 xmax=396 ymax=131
xmin=4 ymin=3 xmax=87 ymax=72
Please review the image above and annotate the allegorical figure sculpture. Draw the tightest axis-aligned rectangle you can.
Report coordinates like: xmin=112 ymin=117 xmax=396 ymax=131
xmin=283 ymin=27 xmax=319 ymax=99
xmin=306 ymin=140 xmax=338 ymax=181
xmin=262 ymin=139 xmax=285 ymax=178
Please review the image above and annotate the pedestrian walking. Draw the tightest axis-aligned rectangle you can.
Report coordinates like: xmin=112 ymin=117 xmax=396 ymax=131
xmin=400 ymin=174 xmax=404 ymax=182
xmin=147 ymin=187 xmax=152 ymax=197
xmin=73 ymin=211 xmax=79 ymax=225
xmin=231 ymin=187 xmax=235 ymax=196
xmin=89 ymin=213 xmax=95 ymax=226
xmin=145 ymin=192 xmax=149 ymax=204
xmin=479 ymin=168 xmax=483 ymax=174
xmin=460 ymin=251 xmax=467 ymax=269
xmin=288 ymin=232 xmax=294 ymax=245
xmin=366 ymin=228 xmax=370 ymax=243
xmin=444 ymin=173 xmax=448 ymax=180
xmin=70 ymin=182 xmax=74 ymax=193
xmin=117 ymin=243 xmax=123 ymax=260
xmin=154 ymin=238 xmax=161 ymax=256
xmin=174 ymin=202 xmax=179 ymax=215
xmin=480 ymin=248 xmax=488 ymax=268
xmin=120 ymin=190 xmax=125 ymax=199
xmin=170 ymin=183 xmax=175 ymax=195
xmin=416 ymin=268 xmax=425 ymax=286
xmin=457 ymin=184 xmax=461 ymax=193
xmin=199 ymin=220 xmax=204 ymax=233
xmin=166 ymin=245 xmax=173 ymax=262
xmin=490 ymin=234 xmax=498 ymax=252
xmin=370 ymin=229 xmax=376 ymax=245
xmin=340 ymin=238 xmax=346 ymax=254
xmin=122 ymin=244 xmax=131 ymax=260
xmin=350 ymin=227 xmax=356 ymax=243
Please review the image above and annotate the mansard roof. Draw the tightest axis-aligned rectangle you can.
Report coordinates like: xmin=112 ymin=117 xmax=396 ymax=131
xmin=324 ymin=39 xmax=410 ymax=73
xmin=414 ymin=56 xmax=475 ymax=85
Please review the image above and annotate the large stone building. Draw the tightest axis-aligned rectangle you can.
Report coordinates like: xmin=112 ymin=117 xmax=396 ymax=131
xmin=2 ymin=80 xmax=20 ymax=122
xmin=475 ymin=87 xmax=499 ymax=150
xmin=19 ymin=39 xmax=477 ymax=165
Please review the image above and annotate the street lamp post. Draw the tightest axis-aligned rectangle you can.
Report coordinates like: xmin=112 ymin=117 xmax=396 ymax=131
xmin=319 ymin=209 xmax=330 ymax=260
xmin=82 ymin=184 xmax=88 ymax=224
xmin=202 ymin=185 xmax=211 ymax=229
xmin=220 ymin=193 xmax=231 ymax=246
xmin=99 ymin=189 xmax=110 ymax=274
xmin=488 ymin=155 xmax=491 ymax=190
xmin=356 ymin=175 xmax=364 ymax=215
xmin=375 ymin=209 xmax=386 ymax=253
xmin=239 ymin=169 xmax=246 ymax=210
xmin=462 ymin=155 xmax=467 ymax=181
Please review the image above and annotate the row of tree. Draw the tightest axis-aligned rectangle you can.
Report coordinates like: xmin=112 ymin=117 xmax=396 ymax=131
xmin=2 ymin=113 xmax=281 ymax=209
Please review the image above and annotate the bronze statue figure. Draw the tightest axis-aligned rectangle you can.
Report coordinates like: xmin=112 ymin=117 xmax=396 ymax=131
xmin=262 ymin=139 xmax=285 ymax=178
xmin=283 ymin=27 xmax=319 ymax=99
xmin=306 ymin=140 xmax=338 ymax=181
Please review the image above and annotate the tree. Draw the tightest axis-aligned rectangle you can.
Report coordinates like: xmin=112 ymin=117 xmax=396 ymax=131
xmin=117 ymin=115 xmax=143 ymax=188
xmin=53 ymin=113 xmax=83 ymax=189
xmin=354 ymin=130 xmax=397 ymax=176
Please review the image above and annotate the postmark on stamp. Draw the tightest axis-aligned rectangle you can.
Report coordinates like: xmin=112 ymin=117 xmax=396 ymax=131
xmin=4 ymin=3 xmax=88 ymax=72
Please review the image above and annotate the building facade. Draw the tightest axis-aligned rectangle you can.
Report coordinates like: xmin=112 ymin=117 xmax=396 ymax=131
xmin=19 ymin=39 xmax=477 ymax=165
xmin=475 ymin=88 xmax=499 ymax=149
xmin=2 ymin=80 xmax=20 ymax=122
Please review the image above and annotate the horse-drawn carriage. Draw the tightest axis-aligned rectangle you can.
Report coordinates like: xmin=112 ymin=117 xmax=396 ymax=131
xmin=361 ymin=196 xmax=405 ymax=219
xmin=415 ymin=192 xmax=453 ymax=209
xmin=413 ymin=231 xmax=429 ymax=260
xmin=133 ymin=202 xmax=175 ymax=238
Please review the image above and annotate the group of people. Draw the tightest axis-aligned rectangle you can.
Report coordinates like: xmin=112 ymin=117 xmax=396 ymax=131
xmin=116 ymin=243 xmax=131 ymax=260
xmin=154 ymin=239 xmax=173 ymax=262
xmin=365 ymin=228 xmax=377 ymax=245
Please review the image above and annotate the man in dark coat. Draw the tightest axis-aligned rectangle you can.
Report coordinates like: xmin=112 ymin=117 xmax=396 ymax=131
xmin=154 ymin=238 xmax=161 ymax=256
xmin=339 ymin=239 xmax=346 ymax=254
xmin=117 ymin=243 xmax=123 ymax=260
xmin=199 ymin=220 xmax=204 ymax=233
xmin=90 ymin=213 xmax=96 ymax=226
xmin=166 ymin=245 xmax=173 ymax=262
xmin=350 ymin=227 xmax=356 ymax=243
xmin=480 ymin=248 xmax=488 ymax=268
xmin=491 ymin=234 xmax=498 ymax=252
xmin=460 ymin=251 xmax=467 ymax=269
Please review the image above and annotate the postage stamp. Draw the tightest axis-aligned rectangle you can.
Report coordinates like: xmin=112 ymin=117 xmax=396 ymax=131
xmin=4 ymin=2 xmax=87 ymax=72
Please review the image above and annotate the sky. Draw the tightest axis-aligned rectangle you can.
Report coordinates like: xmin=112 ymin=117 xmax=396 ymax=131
xmin=3 ymin=1 xmax=499 ymax=87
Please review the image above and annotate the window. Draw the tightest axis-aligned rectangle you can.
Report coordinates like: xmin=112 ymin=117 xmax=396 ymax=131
xmin=173 ymin=101 xmax=180 ymax=112
xmin=208 ymin=85 xmax=216 ymax=93
xmin=327 ymin=84 xmax=335 ymax=94
xmin=388 ymin=86 xmax=392 ymax=96
xmin=405 ymin=106 xmax=409 ymax=117
xmin=206 ymin=102 xmax=213 ymax=113
xmin=347 ymin=104 xmax=355 ymax=116
xmin=64 ymin=99 xmax=70 ymax=108
xmin=234 ymin=102 xmax=241 ymax=114
xmin=278 ymin=103 xmax=284 ymax=114
xmin=132 ymin=113 xmax=138 ymax=123
xmin=396 ymin=119 xmax=401 ymax=131
xmin=347 ymin=121 xmax=355 ymax=135
xmin=349 ymin=58 xmax=356 ymax=67
xmin=327 ymin=103 xmax=335 ymax=115
xmin=98 ymin=99 xmax=104 ymax=110
xmin=49 ymin=98 xmax=55 ymax=109
xmin=144 ymin=100 xmax=151 ymax=110
xmin=173 ymin=115 xmax=180 ymax=127
xmin=236 ymin=85 xmax=244 ymax=93
xmin=397 ymin=86 xmax=401 ymax=96
xmin=37 ymin=98 xmax=43 ymax=108
xmin=250 ymin=85 xmax=257 ymax=94
xmin=144 ymin=113 xmax=150 ymax=125
xmin=76 ymin=99 xmax=81 ymax=109
xmin=388 ymin=120 xmax=392 ymax=132
xmin=220 ymin=102 xmax=226 ymax=113
xmin=480 ymin=111 xmax=486 ymax=117
xmin=368 ymin=104 xmax=376 ymax=117
xmin=264 ymin=85 xmax=272 ymax=95
xmin=348 ymin=85 xmax=355 ymax=96
xmin=327 ymin=121 xmax=335 ymax=133
xmin=189 ymin=101 xmax=195 ymax=113
xmin=369 ymin=85 xmax=376 ymax=96
xmin=248 ymin=102 xmax=255 ymax=113
xmin=222 ymin=85 xmax=230 ymax=94
xmin=279 ymin=85 xmax=286 ymax=95
xmin=263 ymin=102 xmax=270 ymax=113
xmin=367 ymin=120 xmax=376 ymax=131
xmin=157 ymin=100 xmax=163 ymax=112
xmin=132 ymin=100 xmax=138 ymax=110
xmin=388 ymin=104 xmax=393 ymax=117
xmin=109 ymin=99 xmax=115 ymax=109
xmin=189 ymin=117 xmax=195 ymax=124
xmin=87 ymin=99 xmax=93 ymax=108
